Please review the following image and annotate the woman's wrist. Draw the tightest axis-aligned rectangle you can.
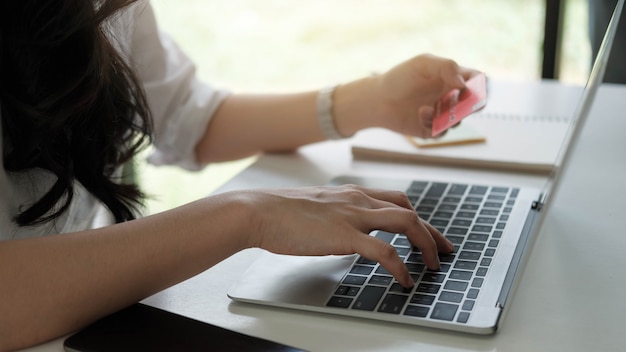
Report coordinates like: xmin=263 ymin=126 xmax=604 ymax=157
xmin=207 ymin=191 xmax=266 ymax=251
xmin=332 ymin=75 xmax=385 ymax=136
xmin=316 ymin=85 xmax=346 ymax=140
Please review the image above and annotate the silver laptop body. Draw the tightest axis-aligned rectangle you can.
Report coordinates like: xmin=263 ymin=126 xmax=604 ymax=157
xmin=228 ymin=0 xmax=624 ymax=335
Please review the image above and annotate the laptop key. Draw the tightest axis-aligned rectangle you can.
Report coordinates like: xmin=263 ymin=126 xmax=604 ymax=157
xmin=346 ymin=287 xmax=360 ymax=296
xmin=468 ymin=233 xmax=489 ymax=242
xmin=404 ymin=305 xmax=430 ymax=318
xmin=438 ymin=254 xmax=456 ymax=263
xmin=472 ymin=225 xmax=493 ymax=233
xmin=431 ymin=302 xmax=459 ymax=321
xmin=433 ymin=211 xmax=454 ymax=219
xmin=463 ymin=242 xmax=485 ymax=251
xmin=484 ymin=201 xmax=503 ymax=208
xmin=394 ymin=246 xmax=411 ymax=256
xmin=467 ymin=288 xmax=480 ymax=299
xmin=447 ymin=227 xmax=468 ymax=235
xmin=407 ymin=181 xmax=428 ymax=195
xmin=439 ymin=291 xmax=464 ymax=303
xmin=416 ymin=205 xmax=435 ymax=213
xmin=335 ymin=286 xmax=349 ymax=295
xmin=448 ymin=184 xmax=468 ymax=195
xmin=393 ymin=237 xmax=411 ymax=247
xmin=434 ymin=263 xmax=451 ymax=273
xmin=368 ymin=275 xmax=393 ymax=286
xmin=352 ymin=285 xmax=386 ymax=311
xmin=343 ymin=275 xmax=367 ymax=286
xmin=476 ymin=217 xmax=496 ymax=224
xmin=350 ymin=265 xmax=374 ymax=275
xmin=492 ymin=187 xmax=509 ymax=193
xmin=476 ymin=267 xmax=488 ymax=277
xmin=452 ymin=219 xmax=472 ymax=227
xmin=357 ymin=256 xmax=376 ymax=265
xmin=472 ymin=278 xmax=485 ymax=288
xmin=406 ymin=253 xmax=424 ymax=263
xmin=389 ymin=283 xmax=412 ymax=294
xmin=426 ymin=182 xmax=448 ymax=197
xmin=416 ymin=283 xmax=441 ymax=294
xmin=457 ymin=311 xmax=471 ymax=323
xmin=327 ymin=296 xmax=353 ymax=308
xmin=462 ymin=300 xmax=475 ymax=311
xmin=449 ymin=270 xmax=473 ymax=281
xmin=375 ymin=231 xmax=396 ymax=244
xmin=454 ymin=260 xmax=478 ymax=271
xmin=441 ymin=197 xmax=461 ymax=205
xmin=460 ymin=203 xmax=479 ymax=210
xmin=410 ymin=294 xmax=436 ymax=305
xmin=406 ymin=263 xmax=425 ymax=273
xmin=420 ymin=198 xmax=439 ymax=206
xmin=378 ymin=294 xmax=409 ymax=314
xmin=480 ymin=209 xmax=500 ymax=216
xmin=457 ymin=211 xmax=477 ymax=219
xmin=465 ymin=196 xmax=483 ymax=203
xmin=459 ymin=251 xmax=481 ymax=261
xmin=421 ymin=273 xmax=446 ymax=283
xmin=445 ymin=236 xmax=464 ymax=245
xmin=430 ymin=219 xmax=450 ymax=228
xmin=444 ymin=280 xmax=469 ymax=292
xmin=469 ymin=186 xmax=488 ymax=195
xmin=375 ymin=266 xmax=391 ymax=275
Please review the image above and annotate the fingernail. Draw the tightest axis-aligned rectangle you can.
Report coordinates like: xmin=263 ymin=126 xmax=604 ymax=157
xmin=404 ymin=274 xmax=415 ymax=288
xmin=447 ymin=239 xmax=455 ymax=252
xmin=428 ymin=259 xmax=441 ymax=272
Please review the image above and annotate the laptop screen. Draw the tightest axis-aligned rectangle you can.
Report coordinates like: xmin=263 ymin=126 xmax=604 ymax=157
xmin=540 ymin=0 xmax=624 ymax=209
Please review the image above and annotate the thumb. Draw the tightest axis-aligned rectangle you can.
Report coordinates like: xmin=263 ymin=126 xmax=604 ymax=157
xmin=441 ymin=70 xmax=466 ymax=92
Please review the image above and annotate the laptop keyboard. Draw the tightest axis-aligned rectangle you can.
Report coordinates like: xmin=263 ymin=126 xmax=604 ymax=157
xmin=326 ymin=180 xmax=518 ymax=324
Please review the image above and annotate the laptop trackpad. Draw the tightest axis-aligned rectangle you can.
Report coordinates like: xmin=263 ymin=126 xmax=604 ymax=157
xmin=228 ymin=252 xmax=355 ymax=307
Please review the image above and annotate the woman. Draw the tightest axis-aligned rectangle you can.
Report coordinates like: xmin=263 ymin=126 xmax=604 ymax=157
xmin=0 ymin=0 xmax=477 ymax=350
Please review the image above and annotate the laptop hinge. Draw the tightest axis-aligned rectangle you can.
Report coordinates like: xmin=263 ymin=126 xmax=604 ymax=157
xmin=531 ymin=193 xmax=545 ymax=211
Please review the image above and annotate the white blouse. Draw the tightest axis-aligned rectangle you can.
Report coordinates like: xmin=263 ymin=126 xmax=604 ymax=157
xmin=0 ymin=1 xmax=230 ymax=240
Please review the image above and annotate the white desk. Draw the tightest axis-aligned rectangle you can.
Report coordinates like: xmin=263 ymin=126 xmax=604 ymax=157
xmin=25 ymin=82 xmax=626 ymax=351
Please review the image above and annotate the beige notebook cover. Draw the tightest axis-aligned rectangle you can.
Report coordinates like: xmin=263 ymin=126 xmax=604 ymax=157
xmin=351 ymin=113 xmax=571 ymax=175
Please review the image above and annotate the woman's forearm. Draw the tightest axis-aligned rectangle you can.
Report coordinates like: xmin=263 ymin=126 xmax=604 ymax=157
xmin=193 ymin=75 xmax=381 ymax=163
xmin=0 ymin=194 xmax=250 ymax=351
xmin=194 ymin=91 xmax=322 ymax=163
xmin=193 ymin=54 xmax=474 ymax=165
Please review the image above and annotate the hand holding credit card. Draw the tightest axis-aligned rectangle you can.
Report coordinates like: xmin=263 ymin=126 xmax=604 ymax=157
xmin=431 ymin=72 xmax=488 ymax=137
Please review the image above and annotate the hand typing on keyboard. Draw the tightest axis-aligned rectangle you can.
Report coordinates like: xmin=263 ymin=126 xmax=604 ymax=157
xmin=239 ymin=184 xmax=455 ymax=288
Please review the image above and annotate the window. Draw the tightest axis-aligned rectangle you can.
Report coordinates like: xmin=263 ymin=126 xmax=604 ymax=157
xmin=141 ymin=0 xmax=589 ymax=214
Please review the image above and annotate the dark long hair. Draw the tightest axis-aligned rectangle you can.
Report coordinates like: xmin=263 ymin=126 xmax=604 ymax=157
xmin=0 ymin=0 xmax=153 ymax=226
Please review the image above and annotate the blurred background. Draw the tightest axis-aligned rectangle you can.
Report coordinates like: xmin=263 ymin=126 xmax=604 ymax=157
xmin=140 ymin=0 xmax=590 ymax=215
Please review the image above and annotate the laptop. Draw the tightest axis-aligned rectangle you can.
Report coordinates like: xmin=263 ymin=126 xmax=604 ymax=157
xmin=228 ymin=0 xmax=624 ymax=335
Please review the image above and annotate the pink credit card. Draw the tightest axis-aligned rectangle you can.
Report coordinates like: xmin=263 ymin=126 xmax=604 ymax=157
xmin=431 ymin=72 xmax=488 ymax=137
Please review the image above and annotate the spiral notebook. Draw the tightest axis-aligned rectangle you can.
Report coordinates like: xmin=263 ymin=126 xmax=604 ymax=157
xmin=351 ymin=80 xmax=584 ymax=175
